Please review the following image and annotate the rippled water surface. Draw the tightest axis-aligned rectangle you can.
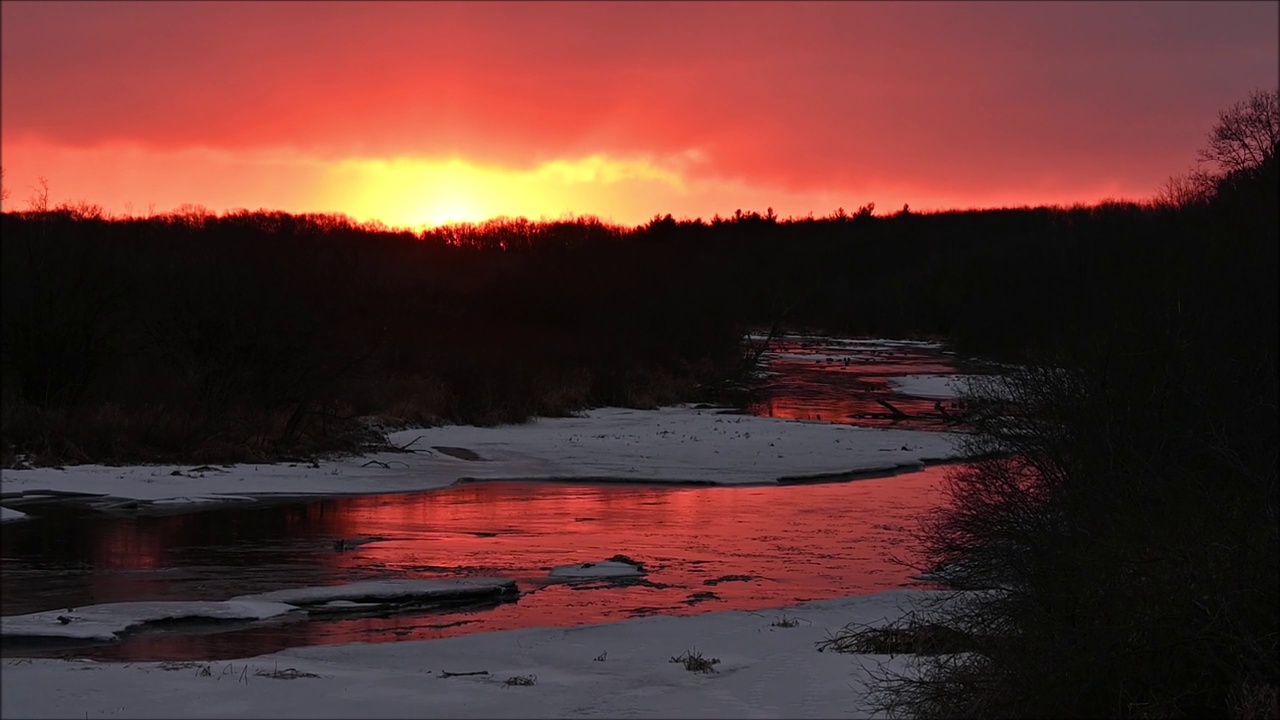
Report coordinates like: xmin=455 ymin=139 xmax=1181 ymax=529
xmin=2 ymin=471 xmax=949 ymax=660
xmin=2 ymin=335 xmax=975 ymax=661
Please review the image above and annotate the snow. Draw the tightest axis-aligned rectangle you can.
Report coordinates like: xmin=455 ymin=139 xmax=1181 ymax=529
xmin=0 ymin=505 xmax=27 ymax=522
xmin=548 ymin=559 xmax=646 ymax=580
xmin=885 ymin=374 xmax=972 ymax=400
xmin=231 ymin=578 xmax=518 ymax=606
xmin=1 ymin=600 xmax=298 ymax=641
xmin=0 ymin=590 xmax=936 ymax=719
xmin=0 ymin=406 xmax=962 ymax=511
xmin=390 ymin=407 xmax=958 ymax=485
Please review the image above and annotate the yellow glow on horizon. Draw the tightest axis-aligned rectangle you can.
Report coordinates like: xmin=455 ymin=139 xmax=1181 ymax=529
xmin=331 ymin=158 xmax=506 ymax=227
xmin=320 ymin=154 xmax=692 ymax=229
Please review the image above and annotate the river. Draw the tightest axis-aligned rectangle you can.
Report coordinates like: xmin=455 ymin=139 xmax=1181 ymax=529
xmin=1 ymin=335 xmax=978 ymax=661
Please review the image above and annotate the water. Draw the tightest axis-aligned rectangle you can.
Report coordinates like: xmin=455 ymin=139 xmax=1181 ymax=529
xmin=1 ymin=334 xmax=976 ymax=661
xmin=747 ymin=335 xmax=981 ymax=429
xmin=2 ymin=471 xmax=948 ymax=661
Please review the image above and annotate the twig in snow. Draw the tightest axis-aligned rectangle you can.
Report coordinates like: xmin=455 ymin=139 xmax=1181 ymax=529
xmin=255 ymin=662 xmax=321 ymax=680
xmin=439 ymin=670 xmax=490 ymax=678
xmin=395 ymin=435 xmax=427 ymax=452
xmin=361 ymin=459 xmax=409 ymax=469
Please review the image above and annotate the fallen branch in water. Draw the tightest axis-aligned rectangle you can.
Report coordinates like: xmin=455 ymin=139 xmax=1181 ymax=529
xmin=875 ymin=398 xmax=909 ymax=418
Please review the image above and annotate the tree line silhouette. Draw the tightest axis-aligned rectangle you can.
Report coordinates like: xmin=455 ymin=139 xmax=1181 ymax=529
xmin=0 ymin=190 xmax=1211 ymax=465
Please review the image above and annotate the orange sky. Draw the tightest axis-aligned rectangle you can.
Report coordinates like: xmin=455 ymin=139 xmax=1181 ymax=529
xmin=2 ymin=1 xmax=1277 ymax=228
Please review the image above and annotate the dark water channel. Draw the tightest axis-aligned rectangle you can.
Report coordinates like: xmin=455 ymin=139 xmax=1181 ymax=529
xmin=1 ymin=335 xmax=977 ymax=661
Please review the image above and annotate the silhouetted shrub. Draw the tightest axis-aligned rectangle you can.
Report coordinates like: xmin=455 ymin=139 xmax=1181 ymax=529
xmin=874 ymin=90 xmax=1278 ymax=719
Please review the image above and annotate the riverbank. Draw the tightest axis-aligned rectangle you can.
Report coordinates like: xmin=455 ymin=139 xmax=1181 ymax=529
xmin=0 ymin=588 xmax=935 ymax=719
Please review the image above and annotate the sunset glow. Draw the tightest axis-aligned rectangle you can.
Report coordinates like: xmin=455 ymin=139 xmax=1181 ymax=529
xmin=2 ymin=1 xmax=1276 ymax=226
xmin=319 ymin=153 xmax=692 ymax=228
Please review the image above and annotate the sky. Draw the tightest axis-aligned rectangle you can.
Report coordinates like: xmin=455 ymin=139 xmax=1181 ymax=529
xmin=2 ymin=1 xmax=1277 ymax=228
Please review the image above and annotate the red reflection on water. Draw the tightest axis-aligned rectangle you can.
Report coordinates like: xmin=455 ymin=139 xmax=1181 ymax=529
xmin=61 ymin=469 xmax=952 ymax=662
xmin=747 ymin=339 xmax=964 ymax=429
xmin=95 ymin=523 xmax=167 ymax=570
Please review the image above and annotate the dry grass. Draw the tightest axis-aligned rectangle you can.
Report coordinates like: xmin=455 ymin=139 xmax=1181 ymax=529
xmin=502 ymin=674 xmax=538 ymax=687
xmin=1 ymin=397 xmax=382 ymax=468
xmin=621 ymin=367 xmax=699 ymax=410
xmin=345 ymin=373 xmax=456 ymax=430
xmin=531 ymin=367 xmax=593 ymax=417
xmin=670 ymin=649 xmax=720 ymax=674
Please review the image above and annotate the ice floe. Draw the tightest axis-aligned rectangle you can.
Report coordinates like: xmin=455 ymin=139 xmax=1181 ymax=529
xmin=231 ymin=578 xmax=519 ymax=607
xmin=549 ymin=556 xmax=646 ymax=580
xmin=0 ymin=600 xmax=298 ymax=641
xmin=2 ymin=578 xmax=522 ymax=641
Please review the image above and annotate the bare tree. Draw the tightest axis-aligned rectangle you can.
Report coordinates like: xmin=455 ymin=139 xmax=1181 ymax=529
xmin=1155 ymin=166 xmax=1217 ymax=207
xmin=27 ymin=176 xmax=50 ymax=213
xmin=1157 ymin=88 xmax=1278 ymax=207
xmin=1198 ymin=88 xmax=1279 ymax=176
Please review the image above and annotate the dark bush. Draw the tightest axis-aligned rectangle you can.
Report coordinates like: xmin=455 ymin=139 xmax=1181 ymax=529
xmin=879 ymin=91 xmax=1278 ymax=719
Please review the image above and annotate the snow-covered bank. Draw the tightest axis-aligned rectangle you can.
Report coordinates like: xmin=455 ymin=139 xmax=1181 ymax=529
xmin=0 ymin=406 xmax=961 ymax=513
xmin=1 ymin=579 xmax=520 ymax=641
xmin=1 ymin=590 xmax=935 ymax=719
xmin=0 ymin=505 xmax=27 ymax=523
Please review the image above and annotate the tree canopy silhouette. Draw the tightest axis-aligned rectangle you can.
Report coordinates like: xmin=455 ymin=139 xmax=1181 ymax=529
xmin=1199 ymin=88 xmax=1279 ymax=176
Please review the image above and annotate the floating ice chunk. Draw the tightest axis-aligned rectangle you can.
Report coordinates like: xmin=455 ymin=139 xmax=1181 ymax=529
xmin=0 ymin=506 xmax=28 ymax=523
xmin=549 ymin=556 xmax=646 ymax=579
xmin=0 ymin=599 xmax=297 ymax=641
